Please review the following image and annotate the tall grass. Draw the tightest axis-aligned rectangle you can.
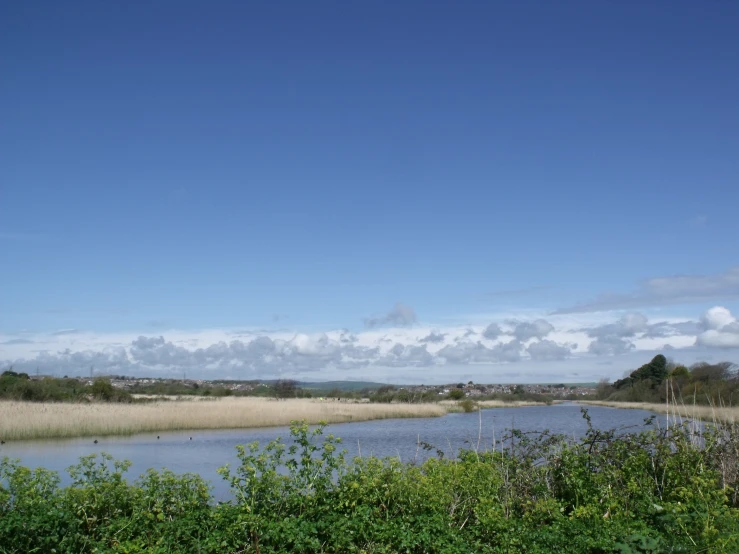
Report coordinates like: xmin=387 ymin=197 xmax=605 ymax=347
xmin=440 ymin=399 xmax=549 ymax=412
xmin=581 ymin=400 xmax=739 ymax=424
xmin=0 ymin=397 xmax=446 ymax=441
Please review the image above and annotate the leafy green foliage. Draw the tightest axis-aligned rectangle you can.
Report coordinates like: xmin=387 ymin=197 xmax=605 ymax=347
xmin=447 ymin=388 xmax=465 ymax=400
xmin=0 ymin=372 xmax=134 ymax=403
xmin=458 ymin=398 xmax=478 ymax=412
xmin=2 ymin=415 xmax=738 ymax=553
xmin=613 ymin=354 xmax=668 ymax=390
xmin=607 ymin=357 xmax=738 ymax=405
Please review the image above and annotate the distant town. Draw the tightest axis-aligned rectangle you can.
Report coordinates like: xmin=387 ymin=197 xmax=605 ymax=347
xmin=22 ymin=373 xmax=595 ymax=400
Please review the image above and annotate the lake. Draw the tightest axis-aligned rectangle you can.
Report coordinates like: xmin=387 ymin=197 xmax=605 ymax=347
xmin=0 ymin=403 xmax=660 ymax=500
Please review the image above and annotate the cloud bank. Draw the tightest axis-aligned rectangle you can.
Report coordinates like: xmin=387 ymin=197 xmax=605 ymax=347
xmin=2 ymin=306 xmax=735 ymax=383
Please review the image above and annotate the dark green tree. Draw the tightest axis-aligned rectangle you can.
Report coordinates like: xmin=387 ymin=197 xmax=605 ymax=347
xmin=274 ymin=379 xmax=297 ymax=399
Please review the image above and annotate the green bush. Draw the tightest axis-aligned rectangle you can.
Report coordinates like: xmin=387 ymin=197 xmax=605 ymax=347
xmin=459 ymin=398 xmax=478 ymax=412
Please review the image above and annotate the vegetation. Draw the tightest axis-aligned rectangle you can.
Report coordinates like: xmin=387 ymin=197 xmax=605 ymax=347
xmin=582 ymin=400 xmax=739 ymax=425
xmin=479 ymin=389 xmax=555 ymax=404
xmin=447 ymin=388 xmax=465 ymax=400
xmin=0 ymin=371 xmax=132 ymax=403
xmin=0 ymin=371 xmax=573 ymax=408
xmin=2 ymin=414 xmax=738 ymax=553
xmin=597 ymin=355 xmax=739 ymax=405
xmin=272 ymin=379 xmax=313 ymax=399
xmin=368 ymin=385 xmax=558 ymax=405
xmin=366 ymin=385 xmax=435 ymax=403
xmin=0 ymin=397 xmax=446 ymax=441
xmin=458 ymin=398 xmax=478 ymax=412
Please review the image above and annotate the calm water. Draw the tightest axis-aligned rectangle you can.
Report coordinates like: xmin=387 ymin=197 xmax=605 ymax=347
xmin=1 ymin=403 xmax=660 ymax=500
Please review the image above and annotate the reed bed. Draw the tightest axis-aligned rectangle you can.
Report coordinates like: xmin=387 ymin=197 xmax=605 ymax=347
xmin=439 ymin=399 xmax=549 ymax=410
xmin=0 ymin=398 xmax=446 ymax=441
xmin=475 ymin=399 xmax=550 ymax=408
xmin=581 ymin=400 xmax=739 ymax=424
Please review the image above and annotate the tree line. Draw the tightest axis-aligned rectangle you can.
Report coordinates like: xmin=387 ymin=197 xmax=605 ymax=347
xmin=596 ymin=354 xmax=739 ymax=405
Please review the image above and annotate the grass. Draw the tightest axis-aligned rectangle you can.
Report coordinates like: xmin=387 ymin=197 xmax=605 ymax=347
xmin=0 ymin=397 xmax=447 ymax=441
xmin=441 ymin=399 xmax=551 ymax=411
xmin=581 ymin=400 xmax=739 ymax=424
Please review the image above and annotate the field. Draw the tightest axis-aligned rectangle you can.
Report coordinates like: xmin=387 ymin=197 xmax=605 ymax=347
xmin=581 ymin=400 xmax=739 ymax=424
xmin=0 ymin=397 xmax=446 ymax=441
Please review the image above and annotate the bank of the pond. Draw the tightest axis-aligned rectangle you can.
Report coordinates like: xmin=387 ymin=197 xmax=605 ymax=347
xmin=580 ymin=400 xmax=739 ymax=424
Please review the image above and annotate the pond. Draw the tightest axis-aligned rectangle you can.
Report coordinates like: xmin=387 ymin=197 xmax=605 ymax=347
xmin=0 ymin=403 xmax=660 ymax=500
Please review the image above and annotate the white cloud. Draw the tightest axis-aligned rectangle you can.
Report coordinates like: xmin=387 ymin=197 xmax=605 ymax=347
xmin=587 ymin=312 xmax=648 ymax=338
xmin=481 ymin=323 xmax=502 ymax=340
xmin=527 ymin=340 xmax=572 ymax=361
xmin=436 ymin=339 xmax=524 ymax=364
xmin=588 ymin=336 xmax=635 ymax=356
xmin=419 ymin=331 xmax=446 ymax=343
xmin=510 ymin=319 xmax=554 ymax=341
xmin=696 ymin=306 xmax=739 ymax=348
xmin=701 ymin=306 xmax=736 ymax=331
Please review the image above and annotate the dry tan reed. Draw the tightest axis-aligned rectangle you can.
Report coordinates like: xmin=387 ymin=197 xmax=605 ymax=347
xmin=581 ymin=400 xmax=739 ymax=424
xmin=0 ymin=398 xmax=446 ymax=441
xmin=475 ymin=399 xmax=550 ymax=409
xmin=439 ymin=399 xmax=550 ymax=410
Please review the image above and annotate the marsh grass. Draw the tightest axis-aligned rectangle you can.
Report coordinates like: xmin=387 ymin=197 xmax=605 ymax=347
xmin=441 ymin=399 xmax=548 ymax=412
xmin=0 ymin=397 xmax=446 ymax=441
xmin=581 ymin=400 xmax=739 ymax=424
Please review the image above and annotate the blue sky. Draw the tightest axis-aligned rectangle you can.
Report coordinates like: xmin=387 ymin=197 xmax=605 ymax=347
xmin=1 ymin=1 xmax=738 ymax=382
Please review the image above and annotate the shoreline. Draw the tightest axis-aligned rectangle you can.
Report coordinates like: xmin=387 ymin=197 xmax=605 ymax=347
xmin=579 ymin=400 xmax=739 ymax=424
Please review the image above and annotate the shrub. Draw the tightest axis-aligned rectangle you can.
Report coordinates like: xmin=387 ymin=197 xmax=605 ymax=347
xmin=459 ymin=398 xmax=478 ymax=412
xmin=447 ymin=388 xmax=465 ymax=400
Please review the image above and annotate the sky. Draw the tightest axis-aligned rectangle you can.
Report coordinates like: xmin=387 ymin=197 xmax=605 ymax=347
xmin=1 ymin=1 xmax=738 ymax=384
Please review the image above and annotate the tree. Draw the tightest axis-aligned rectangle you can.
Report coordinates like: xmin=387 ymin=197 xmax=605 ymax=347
xmin=595 ymin=378 xmax=613 ymax=400
xmin=274 ymin=379 xmax=297 ymax=399
xmin=615 ymin=354 xmax=668 ymax=390
xmin=91 ymin=378 xmax=116 ymax=401
xmin=670 ymin=365 xmax=690 ymax=379
xmin=90 ymin=378 xmax=132 ymax=403
xmin=690 ymin=362 xmax=732 ymax=382
xmin=447 ymin=389 xmax=465 ymax=400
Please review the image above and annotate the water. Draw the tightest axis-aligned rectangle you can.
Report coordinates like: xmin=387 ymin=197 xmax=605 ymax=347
xmin=0 ymin=403 xmax=660 ymax=500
